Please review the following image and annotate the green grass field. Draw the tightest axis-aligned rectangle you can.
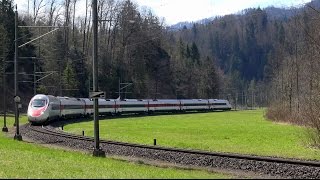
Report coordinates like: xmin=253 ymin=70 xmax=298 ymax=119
xmin=1 ymin=109 xmax=319 ymax=178
xmin=0 ymin=116 xmax=231 ymax=178
xmin=64 ymin=109 xmax=320 ymax=161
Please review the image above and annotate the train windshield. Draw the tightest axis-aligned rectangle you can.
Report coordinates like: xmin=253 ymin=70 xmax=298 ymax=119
xmin=32 ymin=99 xmax=47 ymax=108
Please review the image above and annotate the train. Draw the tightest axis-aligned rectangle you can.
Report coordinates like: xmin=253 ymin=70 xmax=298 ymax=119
xmin=27 ymin=94 xmax=232 ymax=124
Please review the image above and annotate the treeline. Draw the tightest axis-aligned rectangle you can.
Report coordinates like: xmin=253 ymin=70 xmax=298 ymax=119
xmin=172 ymin=0 xmax=320 ymax=144
xmin=265 ymin=1 xmax=320 ymax=146
xmin=171 ymin=7 xmax=289 ymax=106
xmin=0 ymin=0 xmax=37 ymax=110
xmin=2 ymin=0 xmax=320 ymax=143
xmin=0 ymin=0 xmax=224 ymax=112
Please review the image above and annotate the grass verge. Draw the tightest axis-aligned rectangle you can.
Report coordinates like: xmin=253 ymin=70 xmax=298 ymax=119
xmin=64 ymin=109 xmax=320 ymax=161
xmin=0 ymin=126 xmax=231 ymax=178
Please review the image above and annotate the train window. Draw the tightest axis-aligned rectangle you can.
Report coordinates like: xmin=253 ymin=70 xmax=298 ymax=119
xmin=214 ymin=103 xmax=227 ymax=105
xmin=32 ymin=99 xmax=47 ymax=108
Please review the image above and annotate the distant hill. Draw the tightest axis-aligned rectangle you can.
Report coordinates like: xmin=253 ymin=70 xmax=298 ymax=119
xmin=168 ymin=0 xmax=320 ymax=30
xmin=166 ymin=0 xmax=320 ymax=92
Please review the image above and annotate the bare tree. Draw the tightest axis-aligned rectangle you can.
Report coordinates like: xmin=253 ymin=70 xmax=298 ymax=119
xmin=32 ymin=0 xmax=46 ymax=24
xmin=72 ymin=0 xmax=78 ymax=46
xmin=47 ymin=0 xmax=58 ymax=26
xmin=81 ymin=0 xmax=88 ymax=53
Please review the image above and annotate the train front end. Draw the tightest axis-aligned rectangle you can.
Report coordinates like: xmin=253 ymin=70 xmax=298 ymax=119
xmin=28 ymin=94 xmax=50 ymax=124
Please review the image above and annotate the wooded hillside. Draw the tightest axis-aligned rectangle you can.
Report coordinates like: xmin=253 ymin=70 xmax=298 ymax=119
xmin=1 ymin=0 xmax=320 ymax=129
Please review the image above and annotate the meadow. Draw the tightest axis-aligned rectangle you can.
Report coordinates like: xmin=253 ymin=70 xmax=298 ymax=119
xmin=0 ymin=116 xmax=231 ymax=178
xmin=64 ymin=109 xmax=320 ymax=160
xmin=1 ymin=109 xmax=319 ymax=178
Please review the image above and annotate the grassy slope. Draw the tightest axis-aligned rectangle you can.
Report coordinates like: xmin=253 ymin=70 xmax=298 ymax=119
xmin=64 ymin=109 xmax=320 ymax=160
xmin=0 ymin=117 xmax=230 ymax=178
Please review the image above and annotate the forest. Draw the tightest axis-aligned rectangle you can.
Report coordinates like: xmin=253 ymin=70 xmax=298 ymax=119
xmin=1 ymin=0 xmax=320 ymax=144
xmin=0 ymin=0 xmax=224 ymax=108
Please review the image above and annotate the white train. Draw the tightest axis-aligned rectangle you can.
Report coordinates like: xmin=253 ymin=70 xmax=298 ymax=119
xmin=27 ymin=94 xmax=232 ymax=124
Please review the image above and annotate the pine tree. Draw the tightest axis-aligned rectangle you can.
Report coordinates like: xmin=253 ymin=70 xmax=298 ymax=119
xmin=62 ymin=60 xmax=78 ymax=97
xmin=191 ymin=42 xmax=200 ymax=64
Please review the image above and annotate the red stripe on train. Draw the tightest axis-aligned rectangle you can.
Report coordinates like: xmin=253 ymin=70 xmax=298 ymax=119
xmin=146 ymin=104 xmax=180 ymax=108
xmin=30 ymin=107 xmax=46 ymax=117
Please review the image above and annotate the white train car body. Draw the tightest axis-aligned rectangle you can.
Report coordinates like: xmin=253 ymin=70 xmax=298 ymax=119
xmin=58 ymin=97 xmax=85 ymax=118
xmin=28 ymin=94 xmax=60 ymax=123
xmin=28 ymin=94 xmax=232 ymax=124
xmin=116 ymin=99 xmax=148 ymax=113
xmin=82 ymin=98 xmax=93 ymax=116
xmin=209 ymin=99 xmax=232 ymax=110
xmin=148 ymin=99 xmax=181 ymax=112
xmin=99 ymin=99 xmax=116 ymax=115
xmin=180 ymin=99 xmax=209 ymax=111
xmin=47 ymin=95 xmax=61 ymax=120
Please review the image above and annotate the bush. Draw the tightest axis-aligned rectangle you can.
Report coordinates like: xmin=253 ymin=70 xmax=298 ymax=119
xmin=301 ymin=100 xmax=320 ymax=148
xmin=267 ymin=99 xmax=320 ymax=148
xmin=265 ymin=103 xmax=303 ymax=124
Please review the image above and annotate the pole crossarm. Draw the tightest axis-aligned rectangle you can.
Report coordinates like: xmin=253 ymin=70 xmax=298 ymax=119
xmin=120 ymin=83 xmax=132 ymax=91
xmin=35 ymin=71 xmax=57 ymax=74
xmin=99 ymin=19 xmax=114 ymax=22
xmin=18 ymin=28 xmax=59 ymax=48
xmin=36 ymin=72 xmax=55 ymax=82
xmin=19 ymin=73 xmax=34 ymax=76
xmin=19 ymin=57 xmax=43 ymax=59
xmin=18 ymin=26 xmax=64 ymax=28
xmin=117 ymin=92 xmax=132 ymax=94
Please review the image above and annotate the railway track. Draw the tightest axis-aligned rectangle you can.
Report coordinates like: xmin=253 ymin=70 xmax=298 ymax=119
xmin=21 ymin=123 xmax=320 ymax=179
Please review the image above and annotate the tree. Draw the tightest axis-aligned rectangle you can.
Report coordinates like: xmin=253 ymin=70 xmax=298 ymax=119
xmin=190 ymin=42 xmax=200 ymax=64
xmin=41 ymin=29 xmax=67 ymax=96
xmin=31 ymin=0 xmax=46 ymax=24
xmin=0 ymin=24 xmax=8 ymax=91
xmin=62 ymin=60 xmax=78 ymax=97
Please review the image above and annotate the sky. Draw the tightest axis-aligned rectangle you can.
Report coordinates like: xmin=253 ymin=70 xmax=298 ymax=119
xmin=16 ymin=0 xmax=312 ymax=25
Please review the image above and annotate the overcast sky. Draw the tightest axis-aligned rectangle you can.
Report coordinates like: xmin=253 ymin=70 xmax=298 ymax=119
xmin=16 ymin=0 xmax=312 ymax=25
